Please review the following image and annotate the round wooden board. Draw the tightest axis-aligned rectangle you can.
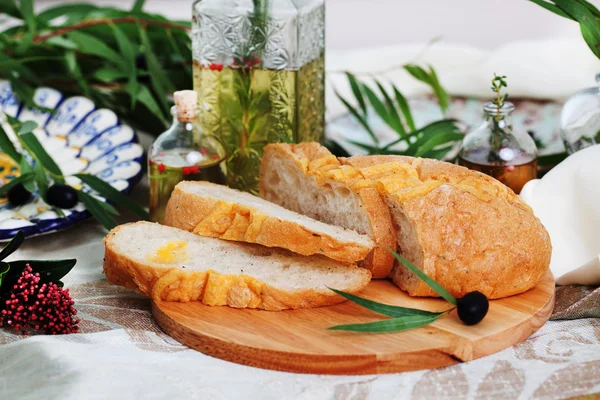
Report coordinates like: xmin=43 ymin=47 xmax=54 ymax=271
xmin=152 ymin=271 xmax=555 ymax=375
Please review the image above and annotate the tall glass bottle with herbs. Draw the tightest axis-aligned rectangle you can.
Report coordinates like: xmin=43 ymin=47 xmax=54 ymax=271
xmin=148 ymin=90 xmax=226 ymax=224
xmin=458 ymin=75 xmax=538 ymax=194
xmin=192 ymin=0 xmax=325 ymax=194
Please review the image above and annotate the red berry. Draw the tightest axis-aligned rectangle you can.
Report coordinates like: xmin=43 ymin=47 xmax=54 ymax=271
xmin=200 ymin=148 xmax=207 ymax=155
xmin=190 ymin=166 xmax=199 ymax=174
xmin=182 ymin=166 xmax=191 ymax=175
xmin=157 ymin=163 xmax=166 ymax=173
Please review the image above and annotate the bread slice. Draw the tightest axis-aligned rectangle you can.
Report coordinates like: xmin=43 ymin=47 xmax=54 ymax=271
xmin=103 ymin=222 xmax=371 ymax=310
xmin=163 ymin=181 xmax=373 ymax=263
xmin=259 ymin=143 xmax=396 ymax=278
xmin=341 ymin=155 xmax=552 ymax=299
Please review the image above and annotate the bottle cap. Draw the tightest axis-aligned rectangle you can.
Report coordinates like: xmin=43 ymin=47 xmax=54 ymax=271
xmin=173 ymin=90 xmax=198 ymax=122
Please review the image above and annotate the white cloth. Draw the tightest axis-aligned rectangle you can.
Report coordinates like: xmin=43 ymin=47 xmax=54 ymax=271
xmin=521 ymin=145 xmax=600 ymax=285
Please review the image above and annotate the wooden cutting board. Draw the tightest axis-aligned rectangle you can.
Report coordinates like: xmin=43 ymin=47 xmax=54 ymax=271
xmin=152 ymin=271 xmax=555 ymax=375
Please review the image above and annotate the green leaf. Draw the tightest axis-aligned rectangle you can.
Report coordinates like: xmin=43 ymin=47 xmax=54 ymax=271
xmin=553 ymin=0 xmax=600 ymax=58
xmin=17 ymin=121 xmax=37 ymax=135
xmin=0 ymin=259 xmax=77 ymax=293
xmin=362 ymin=84 xmax=393 ymax=127
xmin=19 ymin=157 xmax=36 ymax=192
xmin=138 ymin=24 xmax=174 ymax=117
xmin=93 ymin=67 xmax=128 ymax=82
xmin=388 ymin=249 xmax=457 ymax=305
xmin=67 ymin=31 xmax=124 ymax=67
xmin=529 ymin=0 xmax=574 ymax=19
xmin=324 ymin=139 xmax=351 ymax=158
xmin=404 ymin=64 xmax=450 ymax=113
xmin=33 ymin=163 xmax=49 ymax=199
xmin=37 ymin=4 xmax=98 ymax=24
xmin=573 ymin=0 xmax=600 ymax=18
xmin=0 ymin=173 xmax=35 ymax=197
xmin=20 ymin=0 xmax=36 ymax=35
xmin=0 ymin=262 xmax=9 ymax=288
xmin=336 ymin=91 xmax=379 ymax=145
xmin=64 ymin=50 xmax=91 ymax=97
xmin=415 ymin=132 xmax=463 ymax=157
xmin=328 ymin=313 xmax=444 ymax=333
xmin=0 ymin=230 xmax=24 ymax=261
xmin=132 ymin=0 xmax=146 ymax=12
xmin=110 ymin=23 xmax=138 ymax=108
xmin=135 ymin=85 xmax=168 ymax=126
xmin=393 ymin=86 xmax=416 ymax=132
xmin=77 ymin=190 xmax=117 ymax=230
xmin=45 ymin=36 xmax=78 ymax=50
xmin=346 ymin=72 xmax=367 ymax=115
xmin=0 ymin=56 xmax=63 ymax=71
xmin=19 ymin=132 xmax=65 ymax=183
xmin=76 ymin=174 xmax=148 ymax=219
xmin=328 ymin=287 xmax=440 ymax=318
xmin=0 ymin=0 xmax=22 ymax=19
xmin=0 ymin=123 xmax=22 ymax=163
xmin=375 ymin=80 xmax=405 ymax=136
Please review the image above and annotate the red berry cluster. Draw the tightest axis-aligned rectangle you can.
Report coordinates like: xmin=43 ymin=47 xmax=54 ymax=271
xmin=182 ymin=165 xmax=200 ymax=175
xmin=232 ymin=57 xmax=261 ymax=70
xmin=0 ymin=265 xmax=79 ymax=335
xmin=208 ymin=63 xmax=224 ymax=72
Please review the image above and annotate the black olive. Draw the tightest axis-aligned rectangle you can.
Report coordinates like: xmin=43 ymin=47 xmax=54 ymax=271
xmin=6 ymin=183 xmax=31 ymax=207
xmin=46 ymin=184 xmax=79 ymax=209
xmin=456 ymin=291 xmax=489 ymax=326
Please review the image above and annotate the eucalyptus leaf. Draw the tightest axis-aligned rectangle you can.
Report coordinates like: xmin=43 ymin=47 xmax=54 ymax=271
xmin=0 ymin=230 xmax=24 ymax=261
xmin=75 ymin=173 xmax=149 ymax=219
xmin=393 ymin=86 xmax=416 ymax=131
xmin=346 ymin=72 xmax=367 ymax=115
xmin=0 ymin=173 xmax=35 ymax=197
xmin=0 ymin=262 xmax=9 ymax=288
xmin=19 ymin=132 xmax=65 ymax=182
xmin=328 ymin=313 xmax=444 ymax=333
xmin=388 ymin=249 xmax=457 ymax=305
xmin=0 ymin=123 xmax=22 ymax=163
xmin=77 ymin=190 xmax=117 ymax=230
xmin=329 ymin=287 xmax=441 ymax=318
xmin=335 ymin=91 xmax=379 ymax=145
xmin=67 ymin=31 xmax=124 ymax=68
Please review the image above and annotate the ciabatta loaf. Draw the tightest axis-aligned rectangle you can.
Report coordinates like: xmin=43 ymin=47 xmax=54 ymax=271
xmin=259 ymin=143 xmax=396 ymax=278
xmin=163 ymin=181 xmax=373 ymax=263
xmin=103 ymin=222 xmax=371 ymax=310
xmin=341 ymin=155 xmax=552 ymax=299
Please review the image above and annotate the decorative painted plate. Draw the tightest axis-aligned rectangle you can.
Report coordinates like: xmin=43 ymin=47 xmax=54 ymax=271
xmin=327 ymin=96 xmax=564 ymax=157
xmin=0 ymin=81 xmax=144 ymax=240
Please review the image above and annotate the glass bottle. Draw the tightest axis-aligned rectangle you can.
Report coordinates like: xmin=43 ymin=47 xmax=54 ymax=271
xmin=148 ymin=90 xmax=226 ymax=223
xmin=192 ymin=0 xmax=325 ymax=194
xmin=560 ymin=73 xmax=600 ymax=154
xmin=458 ymin=102 xmax=538 ymax=194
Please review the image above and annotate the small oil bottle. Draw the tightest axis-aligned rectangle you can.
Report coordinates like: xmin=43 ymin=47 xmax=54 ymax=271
xmin=148 ymin=90 xmax=226 ymax=223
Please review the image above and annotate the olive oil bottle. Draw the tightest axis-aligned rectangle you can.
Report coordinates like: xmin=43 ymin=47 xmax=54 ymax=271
xmin=148 ymin=90 xmax=225 ymax=223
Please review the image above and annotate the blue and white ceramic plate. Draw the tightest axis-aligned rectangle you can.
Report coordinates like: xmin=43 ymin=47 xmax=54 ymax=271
xmin=0 ymin=81 xmax=144 ymax=240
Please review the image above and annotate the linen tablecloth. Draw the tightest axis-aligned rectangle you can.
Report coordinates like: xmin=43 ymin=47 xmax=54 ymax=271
xmin=2 ymin=42 xmax=600 ymax=399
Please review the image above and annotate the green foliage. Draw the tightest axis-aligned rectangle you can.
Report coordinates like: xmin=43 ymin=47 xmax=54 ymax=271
xmin=335 ymin=66 xmax=462 ymax=161
xmin=0 ymin=0 xmax=192 ymax=135
xmin=530 ymin=0 xmax=600 ymax=59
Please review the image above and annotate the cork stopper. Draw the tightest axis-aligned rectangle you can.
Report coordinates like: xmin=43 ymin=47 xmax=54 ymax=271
xmin=173 ymin=90 xmax=198 ymax=122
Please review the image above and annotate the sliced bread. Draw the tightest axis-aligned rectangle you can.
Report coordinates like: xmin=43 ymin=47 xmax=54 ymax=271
xmin=163 ymin=181 xmax=373 ymax=263
xmin=259 ymin=143 xmax=396 ymax=278
xmin=341 ymin=155 xmax=552 ymax=299
xmin=103 ymin=222 xmax=372 ymax=310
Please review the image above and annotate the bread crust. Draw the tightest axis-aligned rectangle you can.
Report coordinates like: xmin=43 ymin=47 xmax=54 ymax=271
xmin=163 ymin=182 xmax=373 ymax=263
xmin=260 ymin=143 xmax=396 ymax=278
xmin=341 ymin=155 xmax=552 ymax=299
xmin=103 ymin=223 xmax=371 ymax=311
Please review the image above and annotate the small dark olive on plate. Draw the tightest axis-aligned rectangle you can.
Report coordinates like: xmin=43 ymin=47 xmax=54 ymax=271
xmin=7 ymin=183 xmax=31 ymax=207
xmin=47 ymin=183 xmax=79 ymax=209
xmin=457 ymin=291 xmax=489 ymax=326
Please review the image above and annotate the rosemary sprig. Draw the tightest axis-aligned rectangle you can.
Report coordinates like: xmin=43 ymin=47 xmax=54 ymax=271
xmin=491 ymin=74 xmax=509 ymax=122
